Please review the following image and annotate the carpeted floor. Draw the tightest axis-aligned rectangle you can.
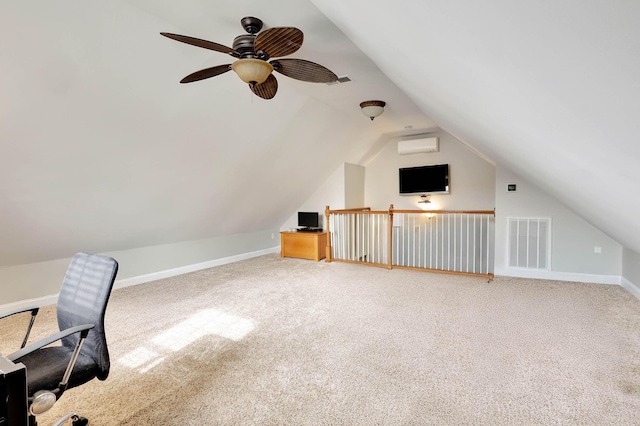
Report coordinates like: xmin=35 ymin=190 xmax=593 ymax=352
xmin=2 ymin=254 xmax=640 ymax=425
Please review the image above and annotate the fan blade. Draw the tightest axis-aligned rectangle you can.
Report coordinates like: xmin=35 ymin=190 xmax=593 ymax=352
xmin=250 ymin=74 xmax=278 ymax=99
xmin=272 ymin=58 xmax=338 ymax=83
xmin=180 ymin=64 xmax=231 ymax=83
xmin=160 ymin=32 xmax=239 ymax=57
xmin=254 ymin=27 xmax=303 ymax=58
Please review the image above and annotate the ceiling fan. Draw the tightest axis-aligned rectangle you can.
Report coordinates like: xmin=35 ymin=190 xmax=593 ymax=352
xmin=160 ymin=16 xmax=338 ymax=100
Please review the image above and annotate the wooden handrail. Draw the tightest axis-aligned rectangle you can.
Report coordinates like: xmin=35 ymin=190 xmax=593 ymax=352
xmin=326 ymin=207 xmax=372 ymax=213
xmin=326 ymin=206 xmax=495 ymax=216
xmin=328 ymin=209 xmax=389 ymax=215
xmin=391 ymin=209 xmax=496 ymax=215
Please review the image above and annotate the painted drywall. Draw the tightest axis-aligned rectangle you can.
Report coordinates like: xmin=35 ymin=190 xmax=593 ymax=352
xmin=101 ymin=230 xmax=278 ymax=279
xmin=344 ymin=163 xmax=365 ymax=208
xmin=0 ymin=230 xmax=277 ymax=307
xmin=280 ymin=163 xmax=348 ymax=232
xmin=0 ymin=257 xmax=72 ymax=308
xmin=364 ymin=130 xmax=495 ymax=211
xmin=622 ymin=248 xmax=640 ymax=298
xmin=495 ymin=167 xmax=622 ymax=281
xmin=280 ymin=162 xmax=364 ymax=232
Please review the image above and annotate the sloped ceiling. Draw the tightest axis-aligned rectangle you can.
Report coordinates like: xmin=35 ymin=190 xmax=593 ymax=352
xmin=313 ymin=0 xmax=640 ymax=254
xmin=3 ymin=0 xmax=639 ymax=267
xmin=0 ymin=0 xmax=435 ymax=266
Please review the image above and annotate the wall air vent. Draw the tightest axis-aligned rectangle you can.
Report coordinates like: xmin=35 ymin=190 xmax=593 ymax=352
xmin=398 ymin=137 xmax=439 ymax=155
xmin=326 ymin=75 xmax=351 ymax=85
xmin=508 ymin=217 xmax=551 ymax=269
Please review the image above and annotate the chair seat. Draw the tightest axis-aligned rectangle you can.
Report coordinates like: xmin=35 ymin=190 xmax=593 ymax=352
xmin=18 ymin=347 xmax=101 ymax=397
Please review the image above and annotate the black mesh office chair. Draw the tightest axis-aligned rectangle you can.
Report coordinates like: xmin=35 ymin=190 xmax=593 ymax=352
xmin=1 ymin=253 xmax=118 ymax=426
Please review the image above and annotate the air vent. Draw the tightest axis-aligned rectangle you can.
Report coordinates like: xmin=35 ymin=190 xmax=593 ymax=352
xmin=508 ymin=218 xmax=551 ymax=269
xmin=326 ymin=75 xmax=351 ymax=85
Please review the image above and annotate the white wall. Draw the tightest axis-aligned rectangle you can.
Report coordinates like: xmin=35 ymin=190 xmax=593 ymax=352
xmin=345 ymin=163 xmax=365 ymax=208
xmin=280 ymin=162 xmax=365 ymax=231
xmin=101 ymin=230 xmax=278 ymax=279
xmin=622 ymin=248 xmax=640 ymax=298
xmin=364 ymin=130 xmax=495 ymax=211
xmin=623 ymin=249 xmax=640 ymax=283
xmin=0 ymin=230 xmax=278 ymax=309
xmin=495 ymin=167 xmax=622 ymax=283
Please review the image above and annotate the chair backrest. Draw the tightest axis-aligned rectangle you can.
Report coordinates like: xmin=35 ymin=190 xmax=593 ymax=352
xmin=56 ymin=253 xmax=118 ymax=380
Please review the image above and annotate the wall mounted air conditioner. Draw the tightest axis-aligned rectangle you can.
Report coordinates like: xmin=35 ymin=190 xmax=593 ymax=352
xmin=397 ymin=137 xmax=439 ymax=155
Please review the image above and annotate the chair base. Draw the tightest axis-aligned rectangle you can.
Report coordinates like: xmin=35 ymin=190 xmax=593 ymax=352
xmin=71 ymin=416 xmax=88 ymax=426
xmin=53 ymin=413 xmax=89 ymax=426
xmin=30 ymin=412 xmax=89 ymax=426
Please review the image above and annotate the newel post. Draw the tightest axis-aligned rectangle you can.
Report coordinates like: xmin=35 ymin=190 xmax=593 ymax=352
xmin=388 ymin=204 xmax=394 ymax=270
xmin=325 ymin=205 xmax=332 ymax=263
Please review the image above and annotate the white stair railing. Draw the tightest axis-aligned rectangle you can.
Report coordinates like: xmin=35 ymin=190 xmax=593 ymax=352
xmin=327 ymin=208 xmax=390 ymax=267
xmin=326 ymin=206 xmax=495 ymax=279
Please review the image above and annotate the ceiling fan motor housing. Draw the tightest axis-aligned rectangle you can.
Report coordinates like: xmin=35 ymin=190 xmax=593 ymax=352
xmin=233 ymin=34 xmax=258 ymax=58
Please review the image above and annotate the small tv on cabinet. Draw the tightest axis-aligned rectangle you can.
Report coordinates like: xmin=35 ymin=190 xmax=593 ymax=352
xmin=298 ymin=212 xmax=319 ymax=230
xmin=399 ymin=164 xmax=449 ymax=194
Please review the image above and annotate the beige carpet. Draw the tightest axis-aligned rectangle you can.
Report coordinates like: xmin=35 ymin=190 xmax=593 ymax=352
xmin=2 ymin=254 xmax=640 ymax=425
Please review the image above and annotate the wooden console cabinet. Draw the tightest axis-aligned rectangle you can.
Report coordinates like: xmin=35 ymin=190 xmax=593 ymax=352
xmin=280 ymin=231 xmax=327 ymax=261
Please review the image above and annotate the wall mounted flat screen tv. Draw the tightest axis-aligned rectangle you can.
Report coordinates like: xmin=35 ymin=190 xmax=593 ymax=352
xmin=399 ymin=164 xmax=449 ymax=194
xmin=298 ymin=212 xmax=319 ymax=228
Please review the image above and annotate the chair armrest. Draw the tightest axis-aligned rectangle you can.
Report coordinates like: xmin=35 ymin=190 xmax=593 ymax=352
xmin=0 ymin=306 xmax=40 ymax=320
xmin=8 ymin=324 xmax=95 ymax=362
xmin=1 ymin=306 xmax=41 ymax=349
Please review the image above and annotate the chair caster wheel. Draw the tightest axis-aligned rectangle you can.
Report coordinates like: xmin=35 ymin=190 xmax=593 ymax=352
xmin=72 ymin=416 xmax=88 ymax=426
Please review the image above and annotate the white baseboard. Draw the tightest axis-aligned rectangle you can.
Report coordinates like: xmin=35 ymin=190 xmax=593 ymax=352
xmin=494 ymin=267 xmax=622 ymax=285
xmin=113 ymin=246 xmax=279 ymax=290
xmin=0 ymin=247 xmax=280 ymax=315
xmin=0 ymin=294 xmax=59 ymax=316
xmin=621 ymin=277 xmax=640 ymax=300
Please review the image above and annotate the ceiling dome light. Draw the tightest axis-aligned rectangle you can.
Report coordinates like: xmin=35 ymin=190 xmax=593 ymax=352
xmin=231 ymin=59 xmax=274 ymax=85
xmin=360 ymin=100 xmax=386 ymax=121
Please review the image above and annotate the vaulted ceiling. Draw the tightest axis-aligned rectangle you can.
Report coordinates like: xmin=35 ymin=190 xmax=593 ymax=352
xmin=313 ymin=0 xmax=640 ymax=255
xmin=1 ymin=0 xmax=639 ymax=266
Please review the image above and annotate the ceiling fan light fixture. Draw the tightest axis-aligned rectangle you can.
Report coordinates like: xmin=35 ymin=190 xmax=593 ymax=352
xmin=360 ymin=100 xmax=386 ymax=120
xmin=231 ymin=58 xmax=273 ymax=85
xmin=161 ymin=16 xmax=338 ymax=100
